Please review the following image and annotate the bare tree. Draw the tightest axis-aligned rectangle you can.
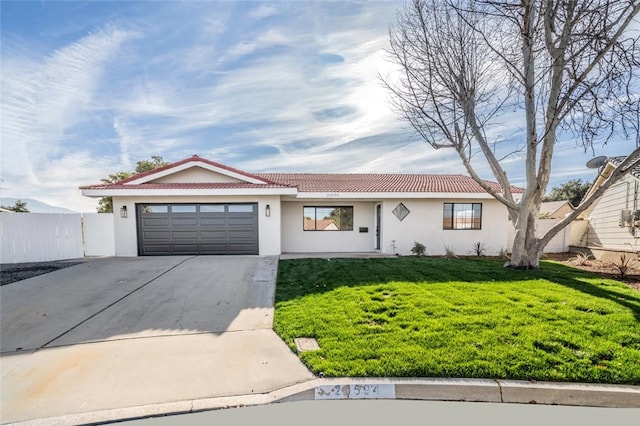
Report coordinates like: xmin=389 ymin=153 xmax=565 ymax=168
xmin=384 ymin=0 xmax=640 ymax=268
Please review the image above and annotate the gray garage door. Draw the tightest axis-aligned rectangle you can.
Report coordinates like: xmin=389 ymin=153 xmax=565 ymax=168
xmin=137 ymin=203 xmax=258 ymax=255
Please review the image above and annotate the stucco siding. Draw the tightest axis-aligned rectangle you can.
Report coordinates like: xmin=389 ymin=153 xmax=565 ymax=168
xmin=112 ymin=195 xmax=281 ymax=256
xmin=152 ymin=167 xmax=243 ymax=183
xmin=281 ymin=201 xmax=376 ymax=252
xmin=586 ymin=176 xmax=640 ymax=250
xmin=379 ymin=199 xmax=510 ymax=256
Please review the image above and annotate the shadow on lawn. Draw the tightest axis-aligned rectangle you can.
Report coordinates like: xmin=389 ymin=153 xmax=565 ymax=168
xmin=537 ymin=262 xmax=640 ymax=321
xmin=276 ymin=257 xmax=640 ymax=320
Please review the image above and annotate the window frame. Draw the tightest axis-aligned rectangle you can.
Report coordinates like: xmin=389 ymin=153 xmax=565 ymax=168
xmin=442 ymin=202 xmax=482 ymax=230
xmin=303 ymin=206 xmax=354 ymax=231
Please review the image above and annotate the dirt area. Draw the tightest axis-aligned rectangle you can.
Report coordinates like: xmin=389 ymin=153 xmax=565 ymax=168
xmin=0 ymin=260 xmax=84 ymax=286
xmin=543 ymin=252 xmax=640 ymax=291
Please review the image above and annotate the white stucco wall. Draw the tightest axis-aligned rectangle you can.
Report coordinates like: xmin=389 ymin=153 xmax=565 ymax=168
xmin=379 ymin=198 xmax=511 ymax=256
xmin=112 ymin=195 xmax=281 ymax=256
xmin=152 ymin=167 xmax=242 ymax=183
xmin=281 ymin=201 xmax=377 ymax=252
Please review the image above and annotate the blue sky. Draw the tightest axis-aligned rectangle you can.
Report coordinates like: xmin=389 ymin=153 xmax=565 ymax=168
xmin=1 ymin=1 xmax=637 ymax=212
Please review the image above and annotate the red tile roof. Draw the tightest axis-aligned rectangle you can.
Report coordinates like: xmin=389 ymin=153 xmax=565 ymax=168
xmin=79 ymin=182 xmax=291 ymax=190
xmin=80 ymin=155 xmax=524 ymax=194
xmin=257 ymin=173 xmax=523 ymax=194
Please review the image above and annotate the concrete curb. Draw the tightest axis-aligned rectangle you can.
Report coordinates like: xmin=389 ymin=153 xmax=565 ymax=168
xmin=7 ymin=378 xmax=639 ymax=426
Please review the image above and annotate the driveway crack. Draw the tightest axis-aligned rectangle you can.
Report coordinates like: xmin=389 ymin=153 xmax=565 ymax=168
xmin=39 ymin=256 xmax=197 ymax=349
xmin=177 ymin=282 xmax=196 ymax=331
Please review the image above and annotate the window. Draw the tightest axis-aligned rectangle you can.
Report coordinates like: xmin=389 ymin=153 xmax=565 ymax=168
xmin=200 ymin=205 xmax=225 ymax=213
xmin=443 ymin=203 xmax=482 ymax=229
xmin=142 ymin=205 xmax=168 ymax=213
xmin=171 ymin=205 xmax=196 ymax=213
xmin=303 ymin=206 xmax=353 ymax=231
xmin=228 ymin=204 xmax=255 ymax=213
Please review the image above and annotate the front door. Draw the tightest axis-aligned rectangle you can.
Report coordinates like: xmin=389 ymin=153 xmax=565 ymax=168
xmin=376 ymin=204 xmax=381 ymax=250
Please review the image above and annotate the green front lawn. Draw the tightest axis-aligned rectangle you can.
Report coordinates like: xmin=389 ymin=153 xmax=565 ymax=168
xmin=273 ymin=257 xmax=640 ymax=384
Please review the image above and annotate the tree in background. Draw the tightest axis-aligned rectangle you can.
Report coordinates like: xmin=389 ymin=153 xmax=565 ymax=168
xmin=384 ymin=0 xmax=640 ymax=268
xmin=1 ymin=200 xmax=29 ymax=212
xmin=97 ymin=156 xmax=169 ymax=213
xmin=543 ymin=179 xmax=592 ymax=207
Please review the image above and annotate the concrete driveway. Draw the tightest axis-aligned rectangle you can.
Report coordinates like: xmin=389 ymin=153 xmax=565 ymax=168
xmin=0 ymin=256 xmax=314 ymax=424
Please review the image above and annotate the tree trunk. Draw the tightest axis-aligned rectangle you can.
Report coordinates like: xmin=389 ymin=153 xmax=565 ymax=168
xmin=508 ymin=209 xmax=543 ymax=269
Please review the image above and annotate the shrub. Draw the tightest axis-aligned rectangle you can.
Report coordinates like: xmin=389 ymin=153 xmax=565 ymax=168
xmin=411 ymin=241 xmax=427 ymax=257
xmin=569 ymin=252 xmax=593 ymax=266
xmin=499 ymin=247 xmax=510 ymax=259
xmin=444 ymin=245 xmax=457 ymax=259
xmin=472 ymin=242 xmax=486 ymax=257
xmin=611 ymin=253 xmax=634 ymax=279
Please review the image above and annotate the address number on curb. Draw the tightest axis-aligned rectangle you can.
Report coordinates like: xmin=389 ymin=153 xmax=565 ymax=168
xmin=315 ymin=384 xmax=396 ymax=400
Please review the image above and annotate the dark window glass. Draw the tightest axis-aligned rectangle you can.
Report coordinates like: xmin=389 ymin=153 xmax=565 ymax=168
xmin=171 ymin=205 xmax=196 ymax=213
xmin=142 ymin=205 xmax=168 ymax=213
xmin=443 ymin=203 xmax=482 ymax=230
xmin=303 ymin=206 xmax=354 ymax=231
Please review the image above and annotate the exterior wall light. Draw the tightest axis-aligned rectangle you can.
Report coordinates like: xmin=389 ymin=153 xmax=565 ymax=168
xmin=265 ymin=204 xmax=271 ymax=217
xmin=120 ymin=205 xmax=128 ymax=218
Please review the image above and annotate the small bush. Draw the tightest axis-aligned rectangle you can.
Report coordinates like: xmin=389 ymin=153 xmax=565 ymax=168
xmin=611 ymin=253 xmax=634 ymax=279
xmin=569 ymin=252 xmax=593 ymax=266
xmin=411 ymin=241 xmax=427 ymax=257
xmin=499 ymin=247 xmax=511 ymax=259
xmin=444 ymin=245 xmax=457 ymax=259
xmin=472 ymin=242 xmax=486 ymax=257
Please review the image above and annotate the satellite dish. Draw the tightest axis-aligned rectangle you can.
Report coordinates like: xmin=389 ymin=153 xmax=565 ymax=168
xmin=586 ymin=156 xmax=607 ymax=169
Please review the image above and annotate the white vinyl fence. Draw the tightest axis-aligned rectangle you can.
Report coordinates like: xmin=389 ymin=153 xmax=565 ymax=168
xmin=507 ymin=219 xmax=588 ymax=254
xmin=82 ymin=213 xmax=115 ymax=257
xmin=0 ymin=213 xmax=115 ymax=264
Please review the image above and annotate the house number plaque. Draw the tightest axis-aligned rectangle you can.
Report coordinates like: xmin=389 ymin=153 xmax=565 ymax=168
xmin=314 ymin=384 xmax=395 ymax=399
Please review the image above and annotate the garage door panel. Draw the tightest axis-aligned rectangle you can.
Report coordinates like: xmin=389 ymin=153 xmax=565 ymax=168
xmin=171 ymin=230 xmax=199 ymax=239
xmin=229 ymin=218 xmax=257 ymax=226
xmin=137 ymin=203 xmax=258 ymax=255
xmin=228 ymin=230 xmax=256 ymax=239
xmin=199 ymin=217 xmax=227 ymax=226
xmin=143 ymin=231 xmax=171 ymax=240
xmin=142 ymin=217 xmax=170 ymax=226
xmin=171 ymin=217 xmax=198 ymax=226
xmin=199 ymin=243 xmax=229 ymax=252
xmin=172 ymin=244 xmax=201 ymax=253
xmin=200 ymin=230 xmax=228 ymax=239
xmin=143 ymin=244 xmax=173 ymax=253
xmin=228 ymin=243 xmax=258 ymax=253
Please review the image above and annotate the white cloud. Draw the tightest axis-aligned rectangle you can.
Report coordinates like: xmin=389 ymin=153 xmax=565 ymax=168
xmin=3 ymin=0 xmax=636 ymax=212
xmin=1 ymin=25 xmax=129 ymax=184
xmin=249 ymin=4 xmax=279 ymax=20
xmin=1 ymin=26 xmax=127 ymax=209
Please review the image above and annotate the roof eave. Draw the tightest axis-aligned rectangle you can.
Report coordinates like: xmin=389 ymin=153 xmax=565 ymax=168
xmin=293 ymin=191 xmax=502 ymax=199
xmin=81 ymin=188 xmax=298 ymax=198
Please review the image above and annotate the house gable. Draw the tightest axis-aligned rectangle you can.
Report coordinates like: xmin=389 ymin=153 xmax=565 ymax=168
xmin=123 ymin=155 xmax=272 ymax=185
xmin=149 ymin=166 xmax=245 ymax=184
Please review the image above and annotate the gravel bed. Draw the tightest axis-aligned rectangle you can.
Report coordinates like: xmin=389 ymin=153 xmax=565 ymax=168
xmin=1 ymin=259 xmax=85 ymax=286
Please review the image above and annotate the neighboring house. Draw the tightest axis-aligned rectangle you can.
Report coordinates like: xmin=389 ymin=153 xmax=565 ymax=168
xmin=80 ymin=155 xmax=524 ymax=257
xmin=539 ymin=200 xmax=574 ymax=219
xmin=575 ymin=156 xmax=640 ymax=257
